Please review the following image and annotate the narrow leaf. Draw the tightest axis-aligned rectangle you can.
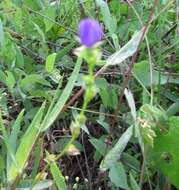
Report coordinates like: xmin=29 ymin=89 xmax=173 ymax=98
xmin=100 ymin=126 xmax=133 ymax=170
xmin=8 ymin=102 xmax=46 ymax=182
xmin=20 ymin=74 xmax=51 ymax=90
xmin=45 ymin=53 xmax=57 ymax=73
xmin=43 ymin=6 xmax=56 ymax=32
xmin=6 ymin=71 xmax=16 ymax=92
xmin=56 ymin=42 xmax=76 ymax=61
xmin=50 ymin=162 xmax=67 ymax=190
xmin=7 ymin=110 xmax=25 ymax=172
xmin=9 ymin=110 xmax=25 ymax=153
xmin=109 ymin=162 xmax=128 ymax=189
xmin=89 ymin=138 xmax=106 ymax=156
xmin=167 ymin=101 xmax=179 ymax=117
xmin=130 ymin=173 xmax=140 ymax=190
xmin=0 ymin=112 xmax=18 ymax=172
xmin=31 ymin=141 xmax=42 ymax=178
xmin=33 ymin=22 xmax=46 ymax=43
xmin=16 ymin=46 xmax=24 ymax=68
xmin=14 ymin=179 xmax=53 ymax=190
xmin=107 ymin=30 xmax=143 ymax=66
xmin=41 ymin=57 xmax=82 ymax=131
xmin=124 ymin=88 xmax=137 ymax=121
xmin=96 ymin=0 xmax=117 ymax=34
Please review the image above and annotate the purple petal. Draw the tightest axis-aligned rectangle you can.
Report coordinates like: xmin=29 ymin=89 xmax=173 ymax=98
xmin=79 ymin=18 xmax=103 ymax=47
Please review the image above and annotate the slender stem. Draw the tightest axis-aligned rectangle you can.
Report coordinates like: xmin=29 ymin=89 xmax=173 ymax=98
xmin=126 ymin=0 xmax=154 ymax=104
xmin=111 ymin=0 xmax=159 ymax=125
xmin=157 ymin=8 xmax=163 ymax=104
xmin=30 ymin=135 xmax=77 ymax=190
xmin=139 ymin=153 xmax=146 ymax=188
xmin=80 ymin=99 xmax=88 ymax=116
xmin=63 ymin=0 xmax=160 ymax=113
xmin=31 ymin=48 xmax=98 ymax=189
xmin=55 ymin=135 xmax=77 ymax=160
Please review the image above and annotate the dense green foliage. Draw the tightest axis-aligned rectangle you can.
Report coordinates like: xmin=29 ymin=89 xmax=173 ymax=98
xmin=0 ymin=0 xmax=178 ymax=189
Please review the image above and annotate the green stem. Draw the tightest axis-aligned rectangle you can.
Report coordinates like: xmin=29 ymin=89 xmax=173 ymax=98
xmin=31 ymin=48 xmax=98 ymax=189
xmin=80 ymin=98 xmax=88 ymax=116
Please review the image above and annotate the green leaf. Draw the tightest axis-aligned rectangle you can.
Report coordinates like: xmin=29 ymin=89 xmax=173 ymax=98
xmin=133 ymin=61 xmax=150 ymax=87
xmin=20 ymin=74 xmax=51 ymax=90
xmin=0 ymin=155 xmax=5 ymax=177
xmin=96 ymin=0 xmax=117 ymax=34
xmin=129 ymin=173 xmax=140 ymax=190
xmin=0 ymin=70 xmax=6 ymax=83
xmin=100 ymin=126 xmax=133 ymax=170
xmin=96 ymin=78 xmax=118 ymax=109
xmin=96 ymin=78 xmax=110 ymax=108
xmin=0 ymin=112 xmax=18 ymax=174
xmin=149 ymin=116 xmax=179 ymax=188
xmin=133 ymin=61 xmax=179 ymax=87
xmin=8 ymin=102 xmax=46 ymax=182
xmin=24 ymin=0 xmax=42 ymax=10
xmin=41 ymin=57 xmax=82 ymax=131
xmin=124 ymin=88 xmax=136 ymax=121
xmin=6 ymin=71 xmax=16 ymax=92
xmin=33 ymin=22 xmax=46 ymax=43
xmin=55 ymin=138 xmax=82 ymax=153
xmin=107 ymin=30 xmax=143 ymax=66
xmin=56 ymin=42 xmax=76 ymax=61
xmin=167 ymin=101 xmax=179 ymax=117
xmin=45 ymin=53 xmax=57 ymax=73
xmin=43 ymin=6 xmax=56 ymax=32
xmin=122 ymin=153 xmax=140 ymax=172
xmin=9 ymin=110 xmax=25 ymax=153
xmin=111 ymin=33 xmax=120 ymax=50
xmin=7 ymin=110 xmax=25 ymax=171
xmin=109 ymin=162 xmax=128 ymax=189
xmin=138 ymin=104 xmax=168 ymax=147
xmin=31 ymin=141 xmax=42 ymax=178
xmin=49 ymin=68 xmax=62 ymax=83
xmin=16 ymin=46 xmax=24 ymax=68
xmin=29 ymin=89 xmax=52 ymax=101
xmin=50 ymin=162 xmax=67 ymax=190
xmin=14 ymin=179 xmax=53 ymax=190
xmin=30 ymin=180 xmax=53 ymax=190
xmin=89 ymin=138 xmax=106 ymax=156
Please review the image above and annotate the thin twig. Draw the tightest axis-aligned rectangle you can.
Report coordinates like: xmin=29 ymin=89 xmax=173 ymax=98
xmin=121 ymin=0 xmax=158 ymax=99
xmin=139 ymin=152 xmax=146 ymax=188
xmin=68 ymin=106 xmax=122 ymax=118
xmin=82 ymin=133 xmax=93 ymax=190
xmin=115 ymin=0 xmax=159 ymax=116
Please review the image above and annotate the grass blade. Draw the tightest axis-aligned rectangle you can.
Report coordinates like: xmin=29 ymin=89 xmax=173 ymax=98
xmin=7 ymin=110 xmax=25 ymax=175
xmin=31 ymin=140 xmax=42 ymax=178
xmin=8 ymin=102 xmax=46 ymax=182
xmin=41 ymin=57 xmax=82 ymax=131
xmin=50 ymin=161 xmax=67 ymax=190
xmin=0 ymin=112 xmax=18 ymax=173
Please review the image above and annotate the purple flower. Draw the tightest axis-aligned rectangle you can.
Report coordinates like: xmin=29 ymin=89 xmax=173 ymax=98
xmin=78 ymin=18 xmax=103 ymax=48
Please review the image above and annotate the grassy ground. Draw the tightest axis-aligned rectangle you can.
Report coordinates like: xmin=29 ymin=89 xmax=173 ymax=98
xmin=0 ymin=0 xmax=178 ymax=189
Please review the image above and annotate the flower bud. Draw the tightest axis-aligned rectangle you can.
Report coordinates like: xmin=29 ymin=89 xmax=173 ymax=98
xmin=79 ymin=18 xmax=103 ymax=48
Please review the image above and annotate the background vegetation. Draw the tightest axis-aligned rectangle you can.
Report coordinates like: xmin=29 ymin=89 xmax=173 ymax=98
xmin=0 ymin=0 xmax=178 ymax=189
